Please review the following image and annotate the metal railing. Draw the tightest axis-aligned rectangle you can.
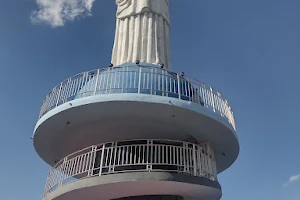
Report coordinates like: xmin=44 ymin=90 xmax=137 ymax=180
xmin=39 ymin=65 xmax=235 ymax=130
xmin=44 ymin=139 xmax=217 ymax=197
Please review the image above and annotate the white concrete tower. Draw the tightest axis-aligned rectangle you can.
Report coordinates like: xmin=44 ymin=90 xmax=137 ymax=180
xmin=33 ymin=1 xmax=239 ymax=200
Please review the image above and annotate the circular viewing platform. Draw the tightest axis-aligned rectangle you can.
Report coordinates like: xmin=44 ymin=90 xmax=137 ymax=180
xmin=38 ymin=64 xmax=235 ymax=130
xmin=43 ymin=139 xmax=221 ymax=200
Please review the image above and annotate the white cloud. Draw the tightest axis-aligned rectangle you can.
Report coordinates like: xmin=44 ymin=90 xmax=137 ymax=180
xmin=283 ymin=174 xmax=300 ymax=187
xmin=31 ymin=0 xmax=95 ymax=28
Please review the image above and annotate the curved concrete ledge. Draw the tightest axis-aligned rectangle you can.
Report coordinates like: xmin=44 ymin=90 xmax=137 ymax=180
xmin=44 ymin=172 xmax=222 ymax=200
xmin=35 ymin=93 xmax=235 ymax=133
xmin=33 ymin=94 xmax=239 ymax=173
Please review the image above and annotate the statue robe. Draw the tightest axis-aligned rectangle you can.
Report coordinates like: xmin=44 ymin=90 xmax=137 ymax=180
xmin=112 ymin=0 xmax=171 ymax=69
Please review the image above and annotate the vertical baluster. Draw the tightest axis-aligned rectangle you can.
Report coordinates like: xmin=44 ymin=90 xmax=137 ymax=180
xmin=161 ymin=145 xmax=164 ymax=164
xmin=142 ymin=72 xmax=146 ymax=92
xmin=138 ymin=145 xmax=141 ymax=164
xmin=117 ymin=146 xmax=121 ymax=166
xmin=179 ymin=146 xmax=183 ymax=172
xmin=113 ymin=69 xmax=117 ymax=90
xmin=74 ymin=76 xmax=79 ymax=95
xmin=193 ymin=144 xmax=197 ymax=176
xmin=158 ymin=145 xmax=161 ymax=164
xmin=78 ymin=72 xmax=85 ymax=97
xmin=83 ymin=154 xmax=88 ymax=174
xmin=177 ymin=73 xmax=181 ymax=99
xmin=188 ymin=146 xmax=192 ymax=174
xmin=133 ymin=70 xmax=137 ymax=89
xmin=105 ymin=69 xmax=109 ymax=93
xmin=129 ymin=146 xmax=133 ymax=165
xmin=73 ymin=78 xmax=79 ymax=97
xmin=133 ymin=145 xmax=137 ymax=164
xmin=87 ymin=148 xmax=94 ymax=176
xmin=55 ymin=83 xmax=63 ymax=106
xmin=62 ymin=79 xmax=69 ymax=100
xmin=209 ymin=87 xmax=215 ymax=112
xmin=62 ymin=80 xmax=68 ymax=103
xmin=91 ymin=146 xmax=98 ymax=176
xmin=69 ymin=78 xmax=74 ymax=98
xmin=74 ymin=156 xmax=80 ymax=175
xmin=83 ymin=152 xmax=89 ymax=173
xmin=146 ymin=72 xmax=149 ymax=90
xmin=183 ymin=144 xmax=187 ymax=173
xmin=187 ymin=78 xmax=191 ymax=100
xmin=112 ymin=142 xmax=118 ymax=172
xmin=153 ymin=145 xmax=156 ymax=164
xmin=122 ymin=67 xmax=126 ymax=93
xmin=67 ymin=158 xmax=74 ymax=180
xmin=93 ymin=69 xmax=100 ymax=95
xmin=172 ymin=78 xmax=175 ymax=95
xmin=79 ymin=154 xmax=84 ymax=174
xmin=75 ymin=155 xmax=81 ymax=175
xmin=149 ymin=69 xmax=152 ymax=92
xmin=165 ymin=71 xmax=168 ymax=96
xmin=78 ymin=154 xmax=84 ymax=175
xmin=108 ymin=147 xmax=114 ymax=173
xmin=129 ymin=69 xmax=132 ymax=89
xmin=98 ymin=70 xmax=104 ymax=92
xmin=138 ymin=67 xmax=142 ymax=93
xmin=121 ymin=146 xmax=125 ymax=165
xmin=67 ymin=78 xmax=73 ymax=101
xmin=99 ymin=144 xmax=105 ymax=176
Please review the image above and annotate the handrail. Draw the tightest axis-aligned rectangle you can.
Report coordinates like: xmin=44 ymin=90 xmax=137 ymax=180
xmin=38 ymin=65 xmax=235 ymax=130
xmin=44 ymin=139 xmax=217 ymax=197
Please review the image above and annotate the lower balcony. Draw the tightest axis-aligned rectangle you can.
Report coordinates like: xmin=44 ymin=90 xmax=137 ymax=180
xmin=43 ymin=140 xmax=221 ymax=200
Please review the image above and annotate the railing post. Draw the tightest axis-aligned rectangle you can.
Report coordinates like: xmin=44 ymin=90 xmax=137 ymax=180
xmin=106 ymin=68 xmax=110 ymax=93
xmin=183 ymin=142 xmax=187 ymax=173
xmin=111 ymin=142 xmax=118 ymax=173
xmin=93 ymin=69 xmax=100 ymax=96
xmin=147 ymin=140 xmax=153 ymax=171
xmin=188 ymin=77 xmax=192 ymax=101
xmin=165 ymin=70 xmax=168 ymax=97
xmin=138 ymin=67 xmax=142 ymax=94
xmin=99 ymin=144 xmax=105 ymax=176
xmin=55 ymin=82 xmax=63 ymax=107
xmin=193 ymin=144 xmax=197 ymax=176
xmin=161 ymin=69 xmax=165 ymax=96
xmin=89 ymin=146 xmax=97 ymax=177
xmin=210 ymin=87 xmax=216 ymax=112
xmin=177 ymin=73 xmax=181 ymax=100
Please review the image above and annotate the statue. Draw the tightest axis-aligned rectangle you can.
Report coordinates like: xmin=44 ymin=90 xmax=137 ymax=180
xmin=112 ymin=0 xmax=171 ymax=69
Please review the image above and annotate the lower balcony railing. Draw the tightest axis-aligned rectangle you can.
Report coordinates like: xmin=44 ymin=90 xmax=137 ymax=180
xmin=38 ymin=65 xmax=235 ymax=130
xmin=44 ymin=139 xmax=218 ymax=197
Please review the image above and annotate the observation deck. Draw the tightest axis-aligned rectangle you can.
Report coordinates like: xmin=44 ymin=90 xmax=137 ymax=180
xmin=33 ymin=63 xmax=239 ymax=175
xmin=43 ymin=139 xmax=221 ymax=200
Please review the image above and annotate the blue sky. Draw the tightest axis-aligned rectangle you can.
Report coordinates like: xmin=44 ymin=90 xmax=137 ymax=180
xmin=0 ymin=0 xmax=299 ymax=199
